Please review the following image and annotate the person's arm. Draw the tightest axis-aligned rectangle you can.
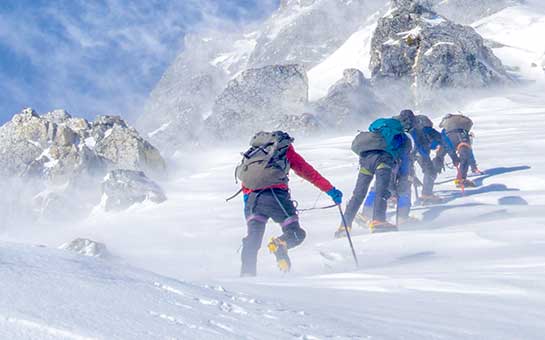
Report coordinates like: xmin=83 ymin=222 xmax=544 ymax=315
xmin=286 ymin=145 xmax=334 ymax=192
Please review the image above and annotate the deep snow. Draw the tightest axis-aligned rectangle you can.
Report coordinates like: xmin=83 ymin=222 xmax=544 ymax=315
xmin=3 ymin=2 xmax=545 ymax=339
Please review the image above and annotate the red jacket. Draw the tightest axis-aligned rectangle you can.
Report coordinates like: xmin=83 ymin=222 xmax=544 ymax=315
xmin=242 ymin=145 xmax=334 ymax=194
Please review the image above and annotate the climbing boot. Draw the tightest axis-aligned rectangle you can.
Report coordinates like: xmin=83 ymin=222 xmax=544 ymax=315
xmin=334 ymin=225 xmax=352 ymax=239
xmin=267 ymin=237 xmax=291 ymax=273
xmin=368 ymin=220 xmax=398 ymax=233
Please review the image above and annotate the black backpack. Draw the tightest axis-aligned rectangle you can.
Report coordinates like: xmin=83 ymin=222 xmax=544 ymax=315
xmin=235 ymin=131 xmax=294 ymax=190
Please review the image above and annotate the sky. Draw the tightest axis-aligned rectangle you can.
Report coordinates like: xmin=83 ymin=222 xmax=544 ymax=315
xmin=0 ymin=0 xmax=279 ymax=123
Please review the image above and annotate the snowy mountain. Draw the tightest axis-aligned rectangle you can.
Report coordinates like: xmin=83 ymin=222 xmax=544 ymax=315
xmin=4 ymin=1 xmax=545 ymax=339
xmin=140 ymin=0 xmax=528 ymax=150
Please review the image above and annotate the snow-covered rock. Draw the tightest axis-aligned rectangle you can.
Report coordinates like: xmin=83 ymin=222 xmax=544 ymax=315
xmin=0 ymin=109 xmax=165 ymax=181
xmin=0 ymin=108 xmax=167 ymax=220
xmin=370 ymin=0 xmax=511 ymax=90
xmin=313 ymin=68 xmax=384 ymax=128
xmin=60 ymin=238 xmax=110 ymax=258
xmin=101 ymin=169 xmax=167 ymax=212
xmin=94 ymin=121 xmax=166 ymax=178
xmin=205 ymin=64 xmax=309 ymax=139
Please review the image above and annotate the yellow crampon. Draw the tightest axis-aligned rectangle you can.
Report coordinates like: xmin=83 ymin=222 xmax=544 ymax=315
xmin=334 ymin=225 xmax=352 ymax=239
xmin=267 ymin=238 xmax=290 ymax=273
xmin=276 ymin=259 xmax=290 ymax=272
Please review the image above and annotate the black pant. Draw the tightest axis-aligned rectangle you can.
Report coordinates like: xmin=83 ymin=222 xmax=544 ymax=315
xmin=417 ymin=155 xmax=437 ymax=196
xmin=343 ymin=151 xmax=394 ymax=226
xmin=241 ymin=189 xmax=305 ymax=276
xmin=446 ymin=130 xmax=474 ymax=180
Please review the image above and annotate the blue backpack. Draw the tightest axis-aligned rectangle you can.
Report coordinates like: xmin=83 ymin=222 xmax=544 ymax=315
xmin=369 ymin=118 xmax=405 ymax=157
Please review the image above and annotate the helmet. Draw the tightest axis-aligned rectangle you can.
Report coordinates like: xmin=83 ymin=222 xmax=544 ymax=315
xmin=396 ymin=109 xmax=416 ymax=131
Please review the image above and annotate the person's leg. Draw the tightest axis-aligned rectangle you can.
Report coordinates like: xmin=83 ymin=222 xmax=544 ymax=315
xmin=240 ymin=217 xmax=267 ymax=276
xmin=240 ymin=193 xmax=269 ymax=276
xmin=343 ymin=156 xmax=375 ymax=227
xmin=265 ymin=189 xmax=306 ymax=249
xmin=419 ymin=157 xmax=437 ymax=196
xmin=458 ymin=145 xmax=472 ymax=180
xmin=396 ymin=174 xmax=412 ymax=221
xmin=361 ymin=188 xmax=376 ymax=220
xmin=373 ymin=163 xmax=393 ymax=222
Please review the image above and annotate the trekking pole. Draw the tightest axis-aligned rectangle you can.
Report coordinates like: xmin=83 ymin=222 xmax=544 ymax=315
xmin=337 ymin=205 xmax=359 ymax=268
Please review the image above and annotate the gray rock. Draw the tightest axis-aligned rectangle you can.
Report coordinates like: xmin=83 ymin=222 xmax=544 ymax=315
xmin=0 ymin=108 xmax=52 ymax=176
xmin=101 ymin=169 xmax=167 ymax=212
xmin=370 ymin=0 xmax=511 ymax=91
xmin=313 ymin=69 xmax=384 ymax=128
xmin=1 ymin=108 xmax=165 ymax=181
xmin=59 ymin=238 xmax=110 ymax=258
xmin=94 ymin=124 xmax=166 ymax=178
xmin=43 ymin=109 xmax=72 ymax=124
xmin=205 ymin=64 xmax=309 ymax=139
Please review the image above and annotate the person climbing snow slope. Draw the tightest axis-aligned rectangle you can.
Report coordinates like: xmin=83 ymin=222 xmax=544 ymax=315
xmin=236 ymin=131 xmax=342 ymax=276
xmin=352 ymin=110 xmax=415 ymax=230
xmin=435 ymin=113 xmax=481 ymax=189
xmin=336 ymin=112 xmax=412 ymax=236
xmin=410 ymin=114 xmax=446 ymax=204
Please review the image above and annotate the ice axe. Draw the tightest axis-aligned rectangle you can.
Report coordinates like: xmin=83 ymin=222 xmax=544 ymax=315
xmin=337 ymin=205 xmax=359 ymax=268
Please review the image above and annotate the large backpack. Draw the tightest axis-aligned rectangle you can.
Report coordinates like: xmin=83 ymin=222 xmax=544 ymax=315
xmin=235 ymin=131 xmax=294 ymax=190
xmin=369 ymin=118 xmax=405 ymax=157
xmin=439 ymin=113 xmax=473 ymax=133
xmin=415 ymin=115 xmax=434 ymax=129
xmin=351 ymin=131 xmax=387 ymax=156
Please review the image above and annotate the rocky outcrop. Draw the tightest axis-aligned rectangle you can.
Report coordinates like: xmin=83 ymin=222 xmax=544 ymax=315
xmin=370 ymin=0 xmax=511 ymax=90
xmin=139 ymin=0 xmax=386 ymax=148
xmin=101 ymin=169 xmax=167 ymax=212
xmin=0 ymin=108 xmax=168 ymax=219
xmin=93 ymin=117 xmax=166 ymax=178
xmin=205 ymin=64 xmax=309 ymax=139
xmin=0 ymin=108 xmax=166 ymax=182
xmin=59 ymin=238 xmax=111 ymax=258
xmin=313 ymin=69 xmax=384 ymax=128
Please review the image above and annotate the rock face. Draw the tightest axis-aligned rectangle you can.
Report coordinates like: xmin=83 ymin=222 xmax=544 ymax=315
xmin=205 ymin=64 xmax=309 ymax=139
xmin=60 ymin=238 xmax=110 ymax=258
xmin=101 ymin=169 xmax=167 ymax=212
xmin=138 ymin=0 xmax=385 ymax=148
xmin=0 ymin=108 xmax=168 ymax=220
xmin=313 ymin=69 xmax=384 ymax=128
xmin=0 ymin=108 xmax=166 ymax=182
xmin=370 ymin=0 xmax=511 ymax=90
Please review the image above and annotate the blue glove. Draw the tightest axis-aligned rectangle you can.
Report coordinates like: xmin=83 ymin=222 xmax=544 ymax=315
xmin=326 ymin=187 xmax=343 ymax=204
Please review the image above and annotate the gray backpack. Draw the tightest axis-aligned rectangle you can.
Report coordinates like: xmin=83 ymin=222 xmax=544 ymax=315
xmin=235 ymin=131 xmax=294 ymax=190
xmin=440 ymin=114 xmax=473 ymax=133
xmin=351 ymin=131 xmax=387 ymax=156
xmin=415 ymin=115 xmax=434 ymax=129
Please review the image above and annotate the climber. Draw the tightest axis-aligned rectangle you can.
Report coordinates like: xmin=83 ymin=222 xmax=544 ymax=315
xmin=236 ymin=131 xmax=342 ymax=277
xmin=410 ymin=114 xmax=446 ymax=204
xmin=336 ymin=112 xmax=412 ymax=236
xmin=353 ymin=110 xmax=416 ymax=228
xmin=434 ymin=113 xmax=480 ymax=189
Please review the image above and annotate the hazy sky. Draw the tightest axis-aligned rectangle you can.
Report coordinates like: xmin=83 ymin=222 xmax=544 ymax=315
xmin=0 ymin=0 xmax=279 ymax=123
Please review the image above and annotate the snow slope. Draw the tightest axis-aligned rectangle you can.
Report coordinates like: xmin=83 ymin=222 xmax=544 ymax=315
xmin=6 ymin=85 xmax=545 ymax=338
xmin=3 ymin=2 xmax=545 ymax=339
xmin=0 ymin=242 xmax=352 ymax=339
